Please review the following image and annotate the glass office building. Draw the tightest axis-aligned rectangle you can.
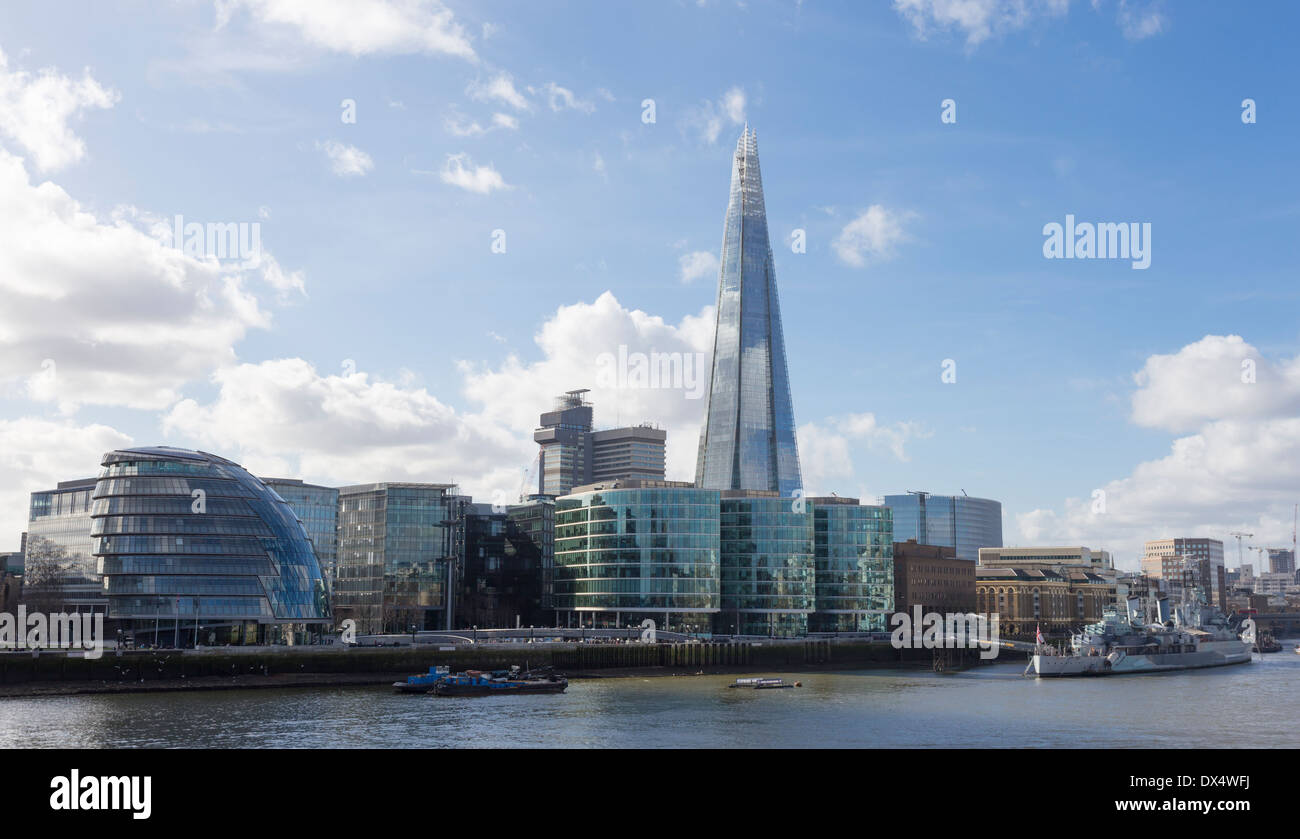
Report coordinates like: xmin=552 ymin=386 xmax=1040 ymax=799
xmin=883 ymin=493 xmax=1002 ymax=562
xmin=695 ymin=127 xmax=803 ymax=497
xmin=334 ymin=482 xmax=463 ymax=635
xmin=91 ymin=447 xmax=331 ymax=646
xmin=262 ymin=478 xmax=339 ymax=585
xmin=27 ymin=477 xmax=104 ymax=611
xmin=806 ymin=497 xmax=894 ymax=632
xmin=718 ymin=492 xmax=814 ymax=637
xmin=553 ymin=481 xmax=719 ymax=634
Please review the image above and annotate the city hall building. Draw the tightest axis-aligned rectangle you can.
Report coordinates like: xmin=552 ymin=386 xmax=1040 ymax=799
xmin=91 ymin=446 xmax=332 ymax=646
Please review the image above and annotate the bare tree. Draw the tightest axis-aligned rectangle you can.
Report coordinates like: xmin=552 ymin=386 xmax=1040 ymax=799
xmin=19 ymin=536 xmax=70 ymax=614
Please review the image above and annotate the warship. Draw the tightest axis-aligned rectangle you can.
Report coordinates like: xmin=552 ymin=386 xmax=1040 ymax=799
xmin=1026 ymin=589 xmax=1252 ymax=678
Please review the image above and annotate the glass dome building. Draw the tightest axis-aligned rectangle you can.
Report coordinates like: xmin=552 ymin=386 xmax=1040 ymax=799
xmin=91 ymin=446 xmax=332 ymax=646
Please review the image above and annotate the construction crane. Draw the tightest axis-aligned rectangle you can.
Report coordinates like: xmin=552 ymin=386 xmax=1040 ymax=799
xmin=1227 ymin=531 xmax=1253 ymax=569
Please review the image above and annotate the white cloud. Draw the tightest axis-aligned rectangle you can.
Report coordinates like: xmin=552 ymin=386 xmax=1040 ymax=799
xmin=833 ymin=205 xmax=914 ymax=267
xmin=0 ymin=47 xmax=118 ymax=171
xmin=466 ymin=72 xmax=530 ymax=111
xmin=316 ymin=139 xmax=373 ymax=176
xmin=491 ymin=112 xmax=519 ymax=131
xmin=0 ymin=148 xmax=284 ymax=411
xmin=893 ymin=0 xmax=1069 ymax=46
xmin=162 ymin=292 xmax=716 ymax=501
xmin=444 ymin=110 xmax=518 ymax=137
xmin=539 ymin=82 xmax=594 ymax=113
xmin=1116 ymin=0 xmax=1165 ymax=40
xmin=439 ymin=152 xmax=509 ymax=194
xmin=1016 ymin=334 xmax=1300 ymax=569
xmin=163 ymin=359 xmax=526 ymax=493
xmin=798 ymin=413 xmax=931 ymax=494
xmin=684 ymin=85 xmax=746 ymax=145
xmin=217 ymin=0 xmax=477 ymax=59
xmin=678 ymin=250 xmax=719 ymax=285
xmin=0 ymin=418 xmax=134 ymax=554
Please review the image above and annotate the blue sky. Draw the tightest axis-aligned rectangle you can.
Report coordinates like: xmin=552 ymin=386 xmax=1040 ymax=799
xmin=2 ymin=0 xmax=1299 ymax=570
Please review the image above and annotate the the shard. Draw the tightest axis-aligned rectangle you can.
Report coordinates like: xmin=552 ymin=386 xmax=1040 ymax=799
xmin=695 ymin=126 xmax=803 ymax=497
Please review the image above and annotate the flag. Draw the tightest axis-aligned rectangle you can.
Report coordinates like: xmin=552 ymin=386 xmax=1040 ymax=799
xmin=1036 ymin=624 xmax=1044 ymax=645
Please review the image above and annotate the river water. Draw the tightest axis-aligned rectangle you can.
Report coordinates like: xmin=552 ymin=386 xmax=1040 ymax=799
xmin=2 ymin=652 xmax=1296 ymax=748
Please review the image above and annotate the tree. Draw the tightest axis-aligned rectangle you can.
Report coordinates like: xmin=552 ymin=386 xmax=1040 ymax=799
xmin=20 ymin=536 xmax=70 ymax=614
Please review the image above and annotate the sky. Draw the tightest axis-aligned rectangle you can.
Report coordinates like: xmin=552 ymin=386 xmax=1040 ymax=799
xmin=1 ymin=0 xmax=1299 ymax=571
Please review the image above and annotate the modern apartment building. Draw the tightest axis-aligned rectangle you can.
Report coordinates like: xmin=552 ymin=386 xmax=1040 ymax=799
xmin=883 ymin=492 xmax=1003 ymax=562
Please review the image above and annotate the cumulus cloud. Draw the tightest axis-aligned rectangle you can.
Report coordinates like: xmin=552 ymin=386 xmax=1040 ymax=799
xmin=678 ymin=250 xmax=719 ymax=285
xmin=0 ymin=148 xmax=286 ymax=411
xmin=316 ymin=139 xmax=373 ymax=176
xmin=163 ymin=359 xmax=526 ymax=494
xmin=833 ymin=205 xmax=914 ymax=267
xmin=216 ymin=0 xmax=477 ymax=60
xmin=1017 ymin=334 xmax=1300 ymax=569
xmin=0 ymin=418 xmax=134 ymax=553
xmin=438 ymin=152 xmax=509 ymax=194
xmin=161 ymin=292 xmax=716 ymax=501
xmin=0 ymin=47 xmax=118 ymax=171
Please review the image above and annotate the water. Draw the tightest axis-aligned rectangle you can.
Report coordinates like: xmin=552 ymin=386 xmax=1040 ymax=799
xmin=2 ymin=653 xmax=1296 ymax=748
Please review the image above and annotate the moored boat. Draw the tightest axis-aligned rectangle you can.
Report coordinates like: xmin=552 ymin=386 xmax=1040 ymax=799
xmin=728 ymin=677 xmax=800 ymax=689
xmin=431 ymin=666 xmax=568 ymax=697
xmin=393 ymin=665 xmax=449 ymax=693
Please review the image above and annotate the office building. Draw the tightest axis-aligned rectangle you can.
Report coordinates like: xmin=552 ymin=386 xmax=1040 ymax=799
xmin=695 ymin=127 xmax=803 ymax=497
xmin=91 ymin=446 xmax=331 ymax=646
xmin=262 ymin=478 xmax=339 ymax=585
xmin=553 ymin=480 xmax=720 ymax=634
xmin=508 ymin=497 xmax=555 ymax=611
xmin=534 ymin=389 xmax=666 ymax=496
xmin=27 ymin=478 xmax=104 ymax=612
xmin=976 ymin=566 xmax=1113 ymax=640
xmin=978 ymin=546 xmax=1115 ymax=578
xmin=718 ymin=491 xmax=814 ymax=636
xmin=807 ymin=497 xmax=894 ymax=632
xmin=893 ymin=540 xmax=976 ymax=618
xmin=334 ymin=482 xmax=463 ymax=635
xmin=450 ymin=503 xmax=546 ymax=629
xmin=883 ymin=492 xmax=1003 ymax=562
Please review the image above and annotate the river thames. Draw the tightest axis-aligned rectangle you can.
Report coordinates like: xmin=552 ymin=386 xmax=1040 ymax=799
xmin=2 ymin=651 xmax=1296 ymax=748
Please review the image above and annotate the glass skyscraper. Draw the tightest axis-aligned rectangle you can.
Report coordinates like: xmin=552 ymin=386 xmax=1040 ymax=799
xmin=883 ymin=493 xmax=1003 ymax=562
xmin=695 ymin=126 xmax=803 ymax=497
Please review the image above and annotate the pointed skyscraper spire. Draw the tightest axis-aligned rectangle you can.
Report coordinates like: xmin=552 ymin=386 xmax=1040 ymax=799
xmin=695 ymin=128 xmax=802 ymax=496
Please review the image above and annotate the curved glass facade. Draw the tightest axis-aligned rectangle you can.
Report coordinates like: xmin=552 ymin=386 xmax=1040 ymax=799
xmin=719 ymin=494 xmax=814 ymax=637
xmin=807 ymin=499 xmax=894 ymax=632
xmin=554 ymin=486 xmax=719 ymax=634
xmin=91 ymin=447 xmax=331 ymax=646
